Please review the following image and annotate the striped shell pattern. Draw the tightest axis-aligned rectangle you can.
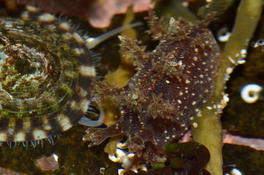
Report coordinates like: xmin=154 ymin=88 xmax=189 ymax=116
xmin=0 ymin=6 xmax=95 ymax=143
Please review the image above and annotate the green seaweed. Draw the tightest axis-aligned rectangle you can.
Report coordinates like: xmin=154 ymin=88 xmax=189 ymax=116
xmin=223 ymin=18 xmax=264 ymax=138
xmin=193 ymin=0 xmax=262 ymax=175
xmin=198 ymin=0 xmax=236 ymax=18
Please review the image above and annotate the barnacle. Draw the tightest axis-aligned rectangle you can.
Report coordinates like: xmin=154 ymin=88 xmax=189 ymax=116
xmin=84 ymin=13 xmax=220 ymax=163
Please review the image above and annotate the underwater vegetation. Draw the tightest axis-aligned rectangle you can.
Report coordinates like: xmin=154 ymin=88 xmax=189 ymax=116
xmin=0 ymin=0 xmax=263 ymax=175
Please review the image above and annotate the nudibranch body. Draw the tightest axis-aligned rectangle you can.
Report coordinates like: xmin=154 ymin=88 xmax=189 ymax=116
xmin=84 ymin=15 xmax=220 ymax=163
xmin=0 ymin=6 xmax=96 ymax=143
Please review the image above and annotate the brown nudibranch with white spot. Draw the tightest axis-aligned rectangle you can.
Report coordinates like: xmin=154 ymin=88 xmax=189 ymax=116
xmin=83 ymin=13 xmax=220 ymax=163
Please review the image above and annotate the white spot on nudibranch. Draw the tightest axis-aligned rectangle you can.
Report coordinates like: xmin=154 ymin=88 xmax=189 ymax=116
xmin=192 ymin=122 xmax=198 ymax=128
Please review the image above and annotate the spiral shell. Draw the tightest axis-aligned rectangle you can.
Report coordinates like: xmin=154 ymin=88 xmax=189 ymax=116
xmin=0 ymin=7 xmax=95 ymax=142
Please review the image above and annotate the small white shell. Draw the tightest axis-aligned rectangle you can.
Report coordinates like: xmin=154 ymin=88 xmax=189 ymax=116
xmin=241 ymin=84 xmax=263 ymax=104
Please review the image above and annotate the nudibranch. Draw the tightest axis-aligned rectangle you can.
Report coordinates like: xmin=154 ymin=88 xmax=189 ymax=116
xmin=0 ymin=5 xmax=97 ymax=144
xmin=84 ymin=14 xmax=220 ymax=163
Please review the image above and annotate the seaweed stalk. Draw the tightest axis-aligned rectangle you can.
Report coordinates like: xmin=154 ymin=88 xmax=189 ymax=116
xmin=198 ymin=0 xmax=235 ymax=18
xmin=192 ymin=0 xmax=262 ymax=175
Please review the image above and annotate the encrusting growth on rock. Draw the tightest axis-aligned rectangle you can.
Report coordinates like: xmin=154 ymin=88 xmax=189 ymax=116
xmin=83 ymin=13 xmax=220 ymax=163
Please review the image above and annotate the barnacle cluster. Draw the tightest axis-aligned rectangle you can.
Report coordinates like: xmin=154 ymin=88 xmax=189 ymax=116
xmin=84 ymin=13 xmax=220 ymax=163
